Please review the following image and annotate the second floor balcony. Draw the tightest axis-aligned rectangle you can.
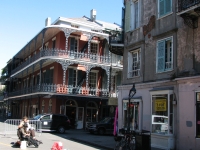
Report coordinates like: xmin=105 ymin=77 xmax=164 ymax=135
xmin=11 ymin=49 xmax=123 ymax=76
xmin=8 ymin=83 xmax=109 ymax=98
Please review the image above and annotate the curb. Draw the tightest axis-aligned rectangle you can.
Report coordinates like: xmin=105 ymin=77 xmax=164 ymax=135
xmin=70 ymin=138 xmax=114 ymax=150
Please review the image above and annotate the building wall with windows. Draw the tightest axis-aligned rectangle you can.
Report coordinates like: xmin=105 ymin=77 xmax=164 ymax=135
xmin=119 ymin=0 xmax=200 ymax=149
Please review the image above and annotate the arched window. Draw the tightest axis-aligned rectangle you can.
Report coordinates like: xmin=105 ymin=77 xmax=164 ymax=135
xmin=66 ymin=100 xmax=76 ymax=106
xmin=86 ymin=101 xmax=98 ymax=122
xmin=48 ymin=99 xmax=52 ymax=113
xmin=42 ymin=100 xmax=45 ymax=113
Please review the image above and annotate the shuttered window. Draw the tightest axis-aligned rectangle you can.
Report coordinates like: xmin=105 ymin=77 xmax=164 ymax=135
xmin=158 ymin=0 xmax=172 ymax=18
xmin=68 ymin=68 xmax=76 ymax=86
xmin=70 ymin=37 xmax=78 ymax=52
xmin=125 ymin=0 xmax=131 ymax=32
xmin=156 ymin=37 xmax=173 ymax=73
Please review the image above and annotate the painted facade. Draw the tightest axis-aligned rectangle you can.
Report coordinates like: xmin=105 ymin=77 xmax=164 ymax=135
xmin=119 ymin=0 xmax=200 ymax=150
xmin=2 ymin=10 xmax=124 ymax=130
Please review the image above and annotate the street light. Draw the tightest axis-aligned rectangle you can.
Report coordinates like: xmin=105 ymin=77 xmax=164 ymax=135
xmin=128 ymin=83 xmax=136 ymax=132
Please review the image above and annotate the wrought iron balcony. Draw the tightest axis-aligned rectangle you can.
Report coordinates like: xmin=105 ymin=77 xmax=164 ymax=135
xmin=8 ymin=84 xmax=109 ymax=98
xmin=11 ymin=49 xmax=112 ymax=76
xmin=178 ymin=0 xmax=200 ymax=12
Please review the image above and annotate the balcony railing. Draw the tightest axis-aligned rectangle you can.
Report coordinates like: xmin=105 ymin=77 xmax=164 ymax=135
xmin=178 ymin=0 xmax=200 ymax=12
xmin=11 ymin=49 xmax=111 ymax=75
xmin=8 ymin=84 xmax=109 ymax=98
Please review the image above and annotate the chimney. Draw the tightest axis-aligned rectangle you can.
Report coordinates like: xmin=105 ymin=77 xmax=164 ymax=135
xmin=90 ymin=9 xmax=96 ymax=21
xmin=45 ymin=17 xmax=51 ymax=26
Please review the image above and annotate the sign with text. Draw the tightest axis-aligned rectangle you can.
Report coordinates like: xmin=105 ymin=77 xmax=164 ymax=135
xmin=155 ymin=99 xmax=166 ymax=111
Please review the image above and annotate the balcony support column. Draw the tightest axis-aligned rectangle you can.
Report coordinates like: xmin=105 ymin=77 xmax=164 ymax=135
xmin=56 ymin=60 xmax=73 ymax=85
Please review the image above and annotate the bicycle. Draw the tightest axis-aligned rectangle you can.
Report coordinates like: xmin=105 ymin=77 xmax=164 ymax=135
xmin=114 ymin=129 xmax=135 ymax=150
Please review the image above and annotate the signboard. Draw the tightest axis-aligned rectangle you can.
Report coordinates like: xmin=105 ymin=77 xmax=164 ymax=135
xmin=108 ymin=97 xmax=118 ymax=106
xmin=155 ymin=99 xmax=166 ymax=111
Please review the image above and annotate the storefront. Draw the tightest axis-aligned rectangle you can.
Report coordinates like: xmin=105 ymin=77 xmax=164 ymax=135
xmin=150 ymin=87 xmax=175 ymax=149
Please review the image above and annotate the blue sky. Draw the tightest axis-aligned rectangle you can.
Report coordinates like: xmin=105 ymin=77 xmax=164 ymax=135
xmin=0 ymin=0 xmax=123 ymax=74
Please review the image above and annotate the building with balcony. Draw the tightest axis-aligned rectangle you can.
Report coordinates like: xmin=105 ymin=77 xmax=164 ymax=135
xmin=117 ymin=0 xmax=200 ymax=150
xmin=3 ymin=9 xmax=124 ymax=129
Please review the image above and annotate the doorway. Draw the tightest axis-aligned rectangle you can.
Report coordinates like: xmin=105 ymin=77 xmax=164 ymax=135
xmin=66 ymin=106 xmax=76 ymax=129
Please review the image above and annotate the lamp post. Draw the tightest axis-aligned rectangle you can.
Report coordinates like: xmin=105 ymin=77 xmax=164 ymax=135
xmin=128 ymin=83 xmax=136 ymax=132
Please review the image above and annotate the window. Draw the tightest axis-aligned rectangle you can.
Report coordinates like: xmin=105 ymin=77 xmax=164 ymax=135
xmin=36 ymin=74 xmax=40 ymax=85
xmin=91 ymin=43 xmax=98 ymax=54
xmin=89 ymin=72 xmax=97 ymax=89
xmin=52 ymin=38 xmax=56 ymax=49
xmin=125 ymin=0 xmax=140 ymax=32
xmin=128 ymin=49 xmax=141 ymax=78
xmin=151 ymin=91 xmax=174 ymax=135
xmin=42 ymin=100 xmax=45 ymax=113
xmin=70 ymin=37 xmax=78 ymax=52
xmin=68 ymin=68 xmax=77 ymax=86
xmin=48 ymin=99 xmax=52 ymax=113
xmin=44 ymin=42 xmax=49 ymax=49
xmin=86 ymin=102 xmax=98 ymax=122
xmin=158 ymin=0 xmax=172 ymax=18
xmin=156 ymin=37 xmax=173 ymax=73
xmin=196 ymin=92 xmax=200 ymax=138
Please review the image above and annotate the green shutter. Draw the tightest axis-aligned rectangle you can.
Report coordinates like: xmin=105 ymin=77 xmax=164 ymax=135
xmin=77 ymin=70 xmax=82 ymax=84
xmin=116 ymin=73 xmax=121 ymax=86
xmin=159 ymin=0 xmax=165 ymax=17
xmin=125 ymin=1 xmax=131 ymax=32
xmin=70 ymin=38 xmax=75 ymax=51
xmin=165 ymin=0 xmax=172 ymax=14
xmin=157 ymin=40 xmax=165 ymax=72
xmin=128 ymin=52 xmax=133 ymax=78
xmin=68 ymin=68 xmax=74 ymax=85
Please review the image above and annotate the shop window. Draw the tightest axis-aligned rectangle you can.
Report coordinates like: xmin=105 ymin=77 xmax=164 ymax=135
xmin=123 ymin=99 xmax=140 ymax=130
xmin=151 ymin=92 xmax=173 ymax=135
xmin=196 ymin=92 xmax=200 ymax=138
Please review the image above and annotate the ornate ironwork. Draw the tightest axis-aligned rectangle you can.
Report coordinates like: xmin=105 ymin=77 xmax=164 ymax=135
xmin=8 ymin=84 xmax=109 ymax=98
xmin=178 ymin=0 xmax=200 ymax=12
xmin=11 ymin=49 xmax=115 ymax=77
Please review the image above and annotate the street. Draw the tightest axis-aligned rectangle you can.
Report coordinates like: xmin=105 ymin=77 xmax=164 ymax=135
xmin=0 ymin=120 xmax=116 ymax=150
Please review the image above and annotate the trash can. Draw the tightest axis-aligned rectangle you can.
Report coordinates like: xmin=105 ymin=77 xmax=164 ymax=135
xmin=135 ymin=130 xmax=151 ymax=150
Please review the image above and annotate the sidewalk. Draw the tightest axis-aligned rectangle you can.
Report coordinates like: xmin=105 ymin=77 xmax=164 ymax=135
xmin=66 ymin=129 xmax=115 ymax=150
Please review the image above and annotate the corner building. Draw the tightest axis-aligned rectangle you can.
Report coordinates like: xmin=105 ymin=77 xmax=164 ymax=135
xmin=4 ymin=10 xmax=123 ymax=130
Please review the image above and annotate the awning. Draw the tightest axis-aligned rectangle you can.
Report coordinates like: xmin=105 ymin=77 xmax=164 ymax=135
xmin=108 ymin=97 xmax=118 ymax=106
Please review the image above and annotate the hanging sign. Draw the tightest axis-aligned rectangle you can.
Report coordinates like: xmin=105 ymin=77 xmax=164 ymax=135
xmin=155 ymin=99 xmax=166 ymax=111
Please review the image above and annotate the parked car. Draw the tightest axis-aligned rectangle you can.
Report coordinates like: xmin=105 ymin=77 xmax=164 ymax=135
xmin=87 ymin=117 xmax=114 ymax=135
xmin=30 ymin=114 xmax=71 ymax=134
